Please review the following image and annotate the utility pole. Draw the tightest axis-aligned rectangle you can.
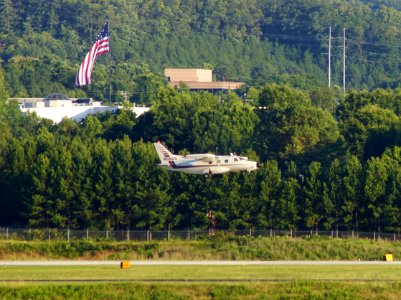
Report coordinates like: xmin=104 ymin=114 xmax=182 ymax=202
xmin=343 ymin=28 xmax=346 ymax=95
xmin=328 ymin=27 xmax=332 ymax=88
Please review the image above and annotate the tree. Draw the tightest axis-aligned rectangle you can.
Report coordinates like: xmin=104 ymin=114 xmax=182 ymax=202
xmin=66 ymin=136 xmax=94 ymax=228
xmin=364 ymin=157 xmax=388 ymax=231
xmin=130 ymin=141 xmax=171 ymax=230
xmin=302 ymin=161 xmax=324 ymax=230
xmin=342 ymin=155 xmax=363 ymax=230
xmin=0 ymin=0 xmax=17 ymax=35
xmin=0 ymin=67 xmax=8 ymax=102
xmin=255 ymin=84 xmax=340 ymax=161
xmin=255 ymin=160 xmax=282 ymax=228
xmin=109 ymin=135 xmax=136 ymax=229
xmin=90 ymin=138 xmax=114 ymax=229
xmin=0 ymin=134 xmax=32 ymax=225
xmin=276 ymin=177 xmax=300 ymax=230
xmin=378 ymin=147 xmax=401 ymax=232
xmin=327 ymin=158 xmax=343 ymax=231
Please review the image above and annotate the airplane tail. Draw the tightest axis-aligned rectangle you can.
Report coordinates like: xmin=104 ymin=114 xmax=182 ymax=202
xmin=153 ymin=141 xmax=176 ymax=164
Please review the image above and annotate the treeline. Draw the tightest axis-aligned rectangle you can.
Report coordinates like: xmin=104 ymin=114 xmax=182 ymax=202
xmin=1 ymin=0 xmax=401 ymax=103
xmin=3 ymin=72 xmax=401 ymax=231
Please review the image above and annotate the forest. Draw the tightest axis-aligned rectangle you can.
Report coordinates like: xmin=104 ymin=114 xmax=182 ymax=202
xmin=2 ymin=75 xmax=401 ymax=232
xmin=1 ymin=0 xmax=401 ymax=232
xmin=1 ymin=0 xmax=401 ymax=103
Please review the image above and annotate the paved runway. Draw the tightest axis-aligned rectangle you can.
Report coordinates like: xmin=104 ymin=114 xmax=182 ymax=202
xmin=2 ymin=260 xmax=401 ymax=266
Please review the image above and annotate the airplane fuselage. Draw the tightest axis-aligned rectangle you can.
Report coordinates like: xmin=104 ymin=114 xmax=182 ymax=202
xmin=154 ymin=142 xmax=258 ymax=175
xmin=162 ymin=155 xmax=258 ymax=175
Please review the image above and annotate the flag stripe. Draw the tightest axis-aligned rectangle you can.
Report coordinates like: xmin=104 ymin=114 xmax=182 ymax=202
xmin=75 ymin=23 xmax=110 ymax=87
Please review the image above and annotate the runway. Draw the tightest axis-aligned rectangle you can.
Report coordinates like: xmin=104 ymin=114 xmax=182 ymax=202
xmin=2 ymin=260 xmax=401 ymax=266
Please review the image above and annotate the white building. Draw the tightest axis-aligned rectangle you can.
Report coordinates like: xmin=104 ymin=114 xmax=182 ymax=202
xmin=16 ymin=93 xmax=149 ymax=124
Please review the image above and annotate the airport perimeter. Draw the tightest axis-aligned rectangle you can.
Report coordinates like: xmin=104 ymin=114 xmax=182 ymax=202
xmin=1 ymin=227 xmax=401 ymax=242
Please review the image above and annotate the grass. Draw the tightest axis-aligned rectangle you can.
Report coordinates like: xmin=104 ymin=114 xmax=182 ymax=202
xmin=1 ymin=265 xmax=401 ymax=281
xmin=0 ymin=235 xmax=401 ymax=261
xmin=2 ymin=235 xmax=401 ymax=298
xmin=1 ymin=282 xmax=401 ymax=300
xmin=1 ymin=265 xmax=401 ymax=299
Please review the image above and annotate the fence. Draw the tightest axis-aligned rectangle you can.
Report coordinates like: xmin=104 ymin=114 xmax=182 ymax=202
xmin=1 ymin=227 xmax=401 ymax=242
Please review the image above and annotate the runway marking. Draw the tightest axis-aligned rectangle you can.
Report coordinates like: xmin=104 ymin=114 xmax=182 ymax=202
xmin=2 ymin=260 xmax=401 ymax=266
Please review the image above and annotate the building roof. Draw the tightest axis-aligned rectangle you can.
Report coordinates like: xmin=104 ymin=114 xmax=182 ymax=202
xmin=44 ymin=93 xmax=70 ymax=101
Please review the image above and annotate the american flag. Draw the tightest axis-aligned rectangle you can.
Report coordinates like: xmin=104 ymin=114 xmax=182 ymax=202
xmin=75 ymin=22 xmax=110 ymax=87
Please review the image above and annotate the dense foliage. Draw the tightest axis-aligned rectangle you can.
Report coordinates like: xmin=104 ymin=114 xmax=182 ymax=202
xmin=2 ymin=1 xmax=401 ymax=232
xmin=2 ymin=61 xmax=401 ymax=231
xmin=0 ymin=237 xmax=400 ymax=260
xmin=2 ymin=0 xmax=401 ymax=103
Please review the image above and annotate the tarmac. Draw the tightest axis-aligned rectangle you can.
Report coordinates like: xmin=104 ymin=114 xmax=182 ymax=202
xmin=2 ymin=260 xmax=401 ymax=266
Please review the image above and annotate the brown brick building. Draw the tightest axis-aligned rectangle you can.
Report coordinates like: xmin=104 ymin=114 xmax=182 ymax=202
xmin=165 ymin=69 xmax=244 ymax=91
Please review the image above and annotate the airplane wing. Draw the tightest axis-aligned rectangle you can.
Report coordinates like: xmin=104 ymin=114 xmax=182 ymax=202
xmin=184 ymin=153 xmax=215 ymax=162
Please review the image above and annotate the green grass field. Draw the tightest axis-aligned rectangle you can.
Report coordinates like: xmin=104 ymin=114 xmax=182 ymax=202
xmin=1 ymin=265 xmax=401 ymax=299
xmin=1 ymin=265 xmax=401 ymax=281
xmin=2 ymin=237 xmax=401 ymax=298
xmin=2 ymin=282 xmax=401 ymax=300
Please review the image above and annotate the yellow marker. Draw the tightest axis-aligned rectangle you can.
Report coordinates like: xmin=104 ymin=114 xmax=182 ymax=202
xmin=384 ymin=254 xmax=393 ymax=262
xmin=120 ymin=261 xmax=130 ymax=269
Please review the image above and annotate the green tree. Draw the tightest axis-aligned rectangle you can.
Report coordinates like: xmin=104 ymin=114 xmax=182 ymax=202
xmin=65 ymin=136 xmax=94 ymax=228
xmin=379 ymin=147 xmax=401 ymax=232
xmin=130 ymin=141 xmax=171 ymax=230
xmin=302 ymin=161 xmax=324 ymax=231
xmin=364 ymin=157 xmax=388 ymax=231
xmin=255 ymin=160 xmax=282 ymax=228
xmin=276 ymin=177 xmax=300 ymax=230
xmin=342 ymin=155 xmax=363 ymax=230
xmin=255 ymin=84 xmax=339 ymax=161
xmin=0 ymin=0 xmax=17 ymax=34
xmin=327 ymin=158 xmax=343 ymax=231
xmin=90 ymin=138 xmax=114 ymax=229
xmin=0 ymin=68 xmax=8 ymax=102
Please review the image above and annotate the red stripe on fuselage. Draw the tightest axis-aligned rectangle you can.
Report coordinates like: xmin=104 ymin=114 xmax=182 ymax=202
xmin=168 ymin=162 xmax=248 ymax=169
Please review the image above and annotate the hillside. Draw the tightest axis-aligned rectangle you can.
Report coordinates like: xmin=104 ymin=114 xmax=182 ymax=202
xmin=1 ymin=1 xmax=401 ymax=232
xmin=1 ymin=0 xmax=401 ymax=101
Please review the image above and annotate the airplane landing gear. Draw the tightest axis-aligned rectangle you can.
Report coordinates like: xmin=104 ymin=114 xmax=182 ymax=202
xmin=204 ymin=169 xmax=212 ymax=178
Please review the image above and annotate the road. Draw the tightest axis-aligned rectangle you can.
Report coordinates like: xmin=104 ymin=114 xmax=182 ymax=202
xmin=2 ymin=260 xmax=401 ymax=266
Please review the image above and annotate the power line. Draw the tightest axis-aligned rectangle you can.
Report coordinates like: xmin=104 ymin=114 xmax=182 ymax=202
xmin=263 ymin=33 xmax=324 ymax=42
xmin=347 ymin=38 xmax=401 ymax=50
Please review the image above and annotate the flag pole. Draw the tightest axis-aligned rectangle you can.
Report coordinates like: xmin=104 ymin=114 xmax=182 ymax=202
xmin=107 ymin=17 xmax=112 ymax=105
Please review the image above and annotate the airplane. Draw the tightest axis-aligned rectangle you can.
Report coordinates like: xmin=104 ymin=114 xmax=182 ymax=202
xmin=154 ymin=141 xmax=259 ymax=176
